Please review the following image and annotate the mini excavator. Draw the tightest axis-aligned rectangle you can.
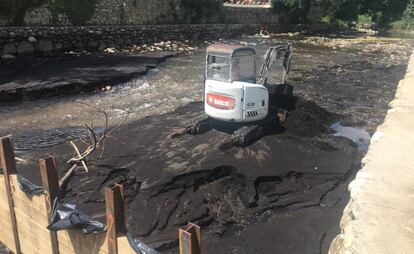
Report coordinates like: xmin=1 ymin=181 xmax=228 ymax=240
xmin=186 ymin=43 xmax=294 ymax=147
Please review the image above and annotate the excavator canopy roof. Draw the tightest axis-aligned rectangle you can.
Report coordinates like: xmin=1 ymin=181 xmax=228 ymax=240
xmin=206 ymin=44 xmax=256 ymax=56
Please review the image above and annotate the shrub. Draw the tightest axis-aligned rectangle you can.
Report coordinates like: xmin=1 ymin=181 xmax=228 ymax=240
xmin=404 ymin=0 xmax=414 ymax=18
xmin=271 ymin=0 xmax=312 ymax=23
xmin=360 ymin=0 xmax=408 ymax=25
xmin=357 ymin=14 xmax=373 ymax=27
xmin=321 ymin=16 xmax=349 ymax=29
xmin=167 ymin=0 xmax=223 ymax=24
xmin=0 ymin=0 xmax=44 ymax=25
xmin=322 ymin=0 xmax=361 ymax=22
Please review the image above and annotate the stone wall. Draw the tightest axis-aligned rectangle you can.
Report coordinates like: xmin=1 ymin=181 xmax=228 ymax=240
xmin=0 ymin=0 xmax=225 ymax=26
xmin=88 ymin=0 xmax=171 ymax=25
xmin=223 ymin=5 xmax=279 ymax=24
xmin=0 ymin=24 xmax=260 ymax=56
xmin=0 ymin=0 xmax=281 ymax=26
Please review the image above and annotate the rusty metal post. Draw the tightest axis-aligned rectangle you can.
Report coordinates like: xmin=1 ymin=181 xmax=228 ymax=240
xmin=105 ymin=184 xmax=126 ymax=254
xmin=0 ymin=136 xmax=21 ymax=254
xmin=39 ymin=157 xmax=60 ymax=254
xmin=179 ymin=222 xmax=201 ymax=254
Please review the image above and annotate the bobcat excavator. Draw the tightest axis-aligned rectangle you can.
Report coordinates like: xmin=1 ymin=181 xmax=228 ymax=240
xmin=186 ymin=43 xmax=294 ymax=147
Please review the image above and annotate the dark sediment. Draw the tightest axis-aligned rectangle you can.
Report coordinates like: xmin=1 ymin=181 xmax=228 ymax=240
xmin=0 ymin=52 xmax=177 ymax=103
xmin=15 ymin=97 xmax=359 ymax=254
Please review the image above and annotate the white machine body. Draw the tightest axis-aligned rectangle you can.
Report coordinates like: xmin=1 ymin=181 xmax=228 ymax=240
xmin=205 ymin=80 xmax=268 ymax=122
xmin=204 ymin=43 xmax=292 ymax=123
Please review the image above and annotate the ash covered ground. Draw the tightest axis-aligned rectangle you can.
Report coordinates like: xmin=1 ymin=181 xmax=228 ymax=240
xmin=1 ymin=34 xmax=412 ymax=253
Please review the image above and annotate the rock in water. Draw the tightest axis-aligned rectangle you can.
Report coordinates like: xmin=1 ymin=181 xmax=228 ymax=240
xmin=28 ymin=36 xmax=37 ymax=43
xmin=2 ymin=43 xmax=16 ymax=55
xmin=1 ymin=54 xmax=16 ymax=60
xmin=38 ymin=40 xmax=53 ymax=52
xmin=17 ymin=41 xmax=34 ymax=54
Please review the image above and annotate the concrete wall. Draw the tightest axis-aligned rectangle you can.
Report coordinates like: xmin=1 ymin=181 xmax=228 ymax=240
xmin=329 ymin=51 xmax=414 ymax=254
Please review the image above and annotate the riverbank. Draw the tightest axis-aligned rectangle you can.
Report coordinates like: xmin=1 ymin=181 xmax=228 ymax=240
xmin=329 ymin=50 xmax=414 ymax=254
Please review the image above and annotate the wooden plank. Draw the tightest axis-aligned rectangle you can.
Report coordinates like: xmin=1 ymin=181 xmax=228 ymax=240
xmin=0 ymin=205 xmax=16 ymax=253
xmin=14 ymin=207 xmax=55 ymax=244
xmin=39 ymin=156 xmax=60 ymax=254
xmin=11 ymin=194 xmax=48 ymax=224
xmin=9 ymin=174 xmax=48 ymax=211
xmin=117 ymin=236 xmax=139 ymax=254
xmin=57 ymin=230 xmax=108 ymax=254
xmin=0 ymin=136 xmax=21 ymax=254
xmin=105 ymin=184 xmax=126 ymax=254
xmin=16 ymin=228 xmax=52 ymax=254
xmin=13 ymin=208 xmax=53 ymax=254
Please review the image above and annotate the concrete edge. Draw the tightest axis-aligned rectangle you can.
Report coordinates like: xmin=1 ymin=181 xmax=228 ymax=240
xmin=329 ymin=50 xmax=414 ymax=254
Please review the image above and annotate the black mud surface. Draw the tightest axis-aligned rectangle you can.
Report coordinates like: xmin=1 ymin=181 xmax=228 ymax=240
xmin=0 ymin=52 xmax=177 ymax=102
xmin=17 ymin=97 xmax=359 ymax=254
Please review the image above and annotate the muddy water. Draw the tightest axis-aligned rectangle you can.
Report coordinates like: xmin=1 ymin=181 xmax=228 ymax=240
xmin=1 ymin=36 xmax=411 ymax=147
xmin=1 ymin=35 xmax=412 ymax=254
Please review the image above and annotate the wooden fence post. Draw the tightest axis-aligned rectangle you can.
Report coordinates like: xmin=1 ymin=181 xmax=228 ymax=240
xmin=0 ymin=136 xmax=22 ymax=254
xmin=105 ymin=184 xmax=126 ymax=254
xmin=39 ymin=156 xmax=60 ymax=254
xmin=179 ymin=222 xmax=201 ymax=254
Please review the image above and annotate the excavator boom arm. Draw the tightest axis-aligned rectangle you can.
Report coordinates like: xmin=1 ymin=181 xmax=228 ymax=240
xmin=257 ymin=43 xmax=293 ymax=86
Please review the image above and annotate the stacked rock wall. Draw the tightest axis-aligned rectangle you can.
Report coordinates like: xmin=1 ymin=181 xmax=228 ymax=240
xmin=223 ymin=5 xmax=278 ymax=24
xmin=0 ymin=24 xmax=260 ymax=55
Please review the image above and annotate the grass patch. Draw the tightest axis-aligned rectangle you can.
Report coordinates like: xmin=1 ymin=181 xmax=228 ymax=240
xmin=391 ymin=17 xmax=414 ymax=30
xmin=320 ymin=16 xmax=349 ymax=30
xmin=357 ymin=14 xmax=373 ymax=27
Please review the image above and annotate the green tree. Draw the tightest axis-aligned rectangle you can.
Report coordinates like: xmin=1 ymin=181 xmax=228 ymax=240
xmin=167 ymin=0 xmax=223 ymax=24
xmin=322 ymin=0 xmax=361 ymax=21
xmin=0 ymin=0 xmax=44 ymax=25
xmin=360 ymin=0 xmax=408 ymax=24
xmin=403 ymin=0 xmax=414 ymax=18
xmin=49 ymin=0 xmax=97 ymax=25
xmin=271 ymin=0 xmax=313 ymax=23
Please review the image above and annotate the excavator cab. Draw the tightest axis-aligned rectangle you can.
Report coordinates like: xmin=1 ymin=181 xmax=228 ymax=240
xmin=206 ymin=45 xmax=256 ymax=84
xmin=186 ymin=43 xmax=293 ymax=147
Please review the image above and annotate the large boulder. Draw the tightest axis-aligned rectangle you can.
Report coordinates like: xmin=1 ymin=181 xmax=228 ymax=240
xmin=1 ymin=54 xmax=16 ymax=60
xmin=38 ymin=40 xmax=53 ymax=52
xmin=28 ymin=36 xmax=37 ymax=43
xmin=17 ymin=41 xmax=35 ymax=55
xmin=2 ymin=43 xmax=16 ymax=55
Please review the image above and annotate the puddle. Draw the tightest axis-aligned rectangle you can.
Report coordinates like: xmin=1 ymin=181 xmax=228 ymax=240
xmin=330 ymin=122 xmax=371 ymax=151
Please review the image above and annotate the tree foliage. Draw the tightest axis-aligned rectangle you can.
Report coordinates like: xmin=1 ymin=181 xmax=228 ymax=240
xmin=404 ymin=0 xmax=414 ymax=18
xmin=49 ymin=0 xmax=97 ymax=26
xmin=360 ymin=0 xmax=408 ymax=24
xmin=271 ymin=0 xmax=312 ymax=23
xmin=0 ymin=0 xmax=44 ymax=25
xmin=167 ymin=0 xmax=223 ymax=24
xmin=322 ymin=0 xmax=361 ymax=21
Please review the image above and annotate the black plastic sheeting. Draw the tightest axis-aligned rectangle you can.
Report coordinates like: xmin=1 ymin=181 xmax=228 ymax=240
xmin=127 ymin=232 xmax=160 ymax=254
xmin=47 ymin=200 xmax=160 ymax=253
xmin=48 ymin=198 xmax=106 ymax=234
xmin=0 ymin=170 xmax=44 ymax=195
xmin=17 ymin=174 xmax=44 ymax=195
xmin=13 ymin=174 xmax=159 ymax=254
